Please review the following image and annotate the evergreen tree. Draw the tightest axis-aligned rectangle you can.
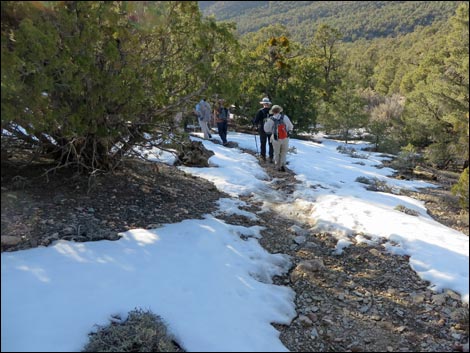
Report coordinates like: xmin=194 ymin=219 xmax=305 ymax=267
xmin=308 ymin=24 xmax=343 ymax=102
xmin=1 ymin=1 xmax=238 ymax=173
xmin=319 ymin=79 xmax=368 ymax=143
xmin=402 ymin=3 xmax=468 ymax=169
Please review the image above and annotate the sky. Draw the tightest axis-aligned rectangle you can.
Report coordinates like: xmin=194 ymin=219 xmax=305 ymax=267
xmin=2 ymin=130 xmax=469 ymax=352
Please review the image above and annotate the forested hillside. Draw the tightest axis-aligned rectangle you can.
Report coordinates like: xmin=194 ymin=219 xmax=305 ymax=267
xmin=1 ymin=1 xmax=468 ymax=209
xmin=199 ymin=1 xmax=469 ymax=209
xmin=199 ymin=1 xmax=463 ymax=43
xmin=1 ymin=3 xmax=469 ymax=351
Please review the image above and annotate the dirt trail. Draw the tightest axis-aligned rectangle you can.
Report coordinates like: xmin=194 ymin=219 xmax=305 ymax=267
xmin=218 ymin=153 xmax=469 ymax=352
xmin=1 ymin=142 xmax=468 ymax=352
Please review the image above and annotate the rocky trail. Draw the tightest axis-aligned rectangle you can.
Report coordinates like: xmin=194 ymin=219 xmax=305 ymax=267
xmin=223 ymin=154 xmax=469 ymax=352
xmin=1 ymin=139 xmax=468 ymax=352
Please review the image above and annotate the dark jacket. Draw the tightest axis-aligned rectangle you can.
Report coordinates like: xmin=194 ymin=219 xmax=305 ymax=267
xmin=252 ymin=107 xmax=271 ymax=134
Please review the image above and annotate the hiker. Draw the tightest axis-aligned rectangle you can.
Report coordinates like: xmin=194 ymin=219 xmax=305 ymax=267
xmin=195 ymin=98 xmax=212 ymax=139
xmin=252 ymin=97 xmax=274 ymax=162
xmin=264 ymin=104 xmax=293 ymax=172
xmin=214 ymin=99 xmax=229 ymax=146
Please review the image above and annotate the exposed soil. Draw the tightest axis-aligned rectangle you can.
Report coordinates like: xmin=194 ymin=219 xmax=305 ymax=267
xmin=1 ymin=145 xmax=468 ymax=352
xmin=1 ymin=158 xmax=224 ymax=251
xmin=237 ymin=158 xmax=469 ymax=352
xmin=399 ymin=169 xmax=469 ymax=236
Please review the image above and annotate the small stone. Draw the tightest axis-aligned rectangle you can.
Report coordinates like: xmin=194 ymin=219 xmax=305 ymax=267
xmin=1 ymin=236 xmax=22 ymax=246
xmin=297 ymin=315 xmax=313 ymax=327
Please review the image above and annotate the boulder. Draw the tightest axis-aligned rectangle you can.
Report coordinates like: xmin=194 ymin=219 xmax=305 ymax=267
xmin=178 ymin=141 xmax=214 ymax=167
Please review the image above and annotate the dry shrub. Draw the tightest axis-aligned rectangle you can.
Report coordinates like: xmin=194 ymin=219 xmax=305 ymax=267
xmin=355 ymin=176 xmax=395 ymax=193
xmin=394 ymin=205 xmax=419 ymax=216
xmin=82 ymin=308 xmax=182 ymax=352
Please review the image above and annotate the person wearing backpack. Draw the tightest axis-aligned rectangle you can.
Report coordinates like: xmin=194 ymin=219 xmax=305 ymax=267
xmin=214 ymin=99 xmax=229 ymax=146
xmin=195 ymin=98 xmax=212 ymax=139
xmin=252 ymin=97 xmax=274 ymax=163
xmin=264 ymin=105 xmax=293 ymax=172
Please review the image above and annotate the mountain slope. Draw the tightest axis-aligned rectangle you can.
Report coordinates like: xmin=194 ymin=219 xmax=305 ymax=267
xmin=199 ymin=1 xmax=463 ymax=43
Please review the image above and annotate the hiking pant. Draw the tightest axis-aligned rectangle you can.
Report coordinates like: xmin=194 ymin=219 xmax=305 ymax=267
xmin=271 ymin=137 xmax=289 ymax=167
xmin=217 ymin=120 xmax=228 ymax=144
xmin=199 ymin=119 xmax=211 ymax=139
xmin=258 ymin=128 xmax=273 ymax=160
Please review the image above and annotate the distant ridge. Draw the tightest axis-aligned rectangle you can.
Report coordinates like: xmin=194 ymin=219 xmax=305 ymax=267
xmin=199 ymin=1 xmax=463 ymax=43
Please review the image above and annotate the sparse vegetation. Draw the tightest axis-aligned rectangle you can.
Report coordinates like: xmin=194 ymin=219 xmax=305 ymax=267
xmin=389 ymin=144 xmax=424 ymax=172
xmin=355 ymin=176 xmax=395 ymax=193
xmin=82 ymin=308 xmax=182 ymax=352
xmin=394 ymin=205 xmax=419 ymax=216
xmin=451 ymin=167 xmax=469 ymax=210
xmin=336 ymin=146 xmax=369 ymax=159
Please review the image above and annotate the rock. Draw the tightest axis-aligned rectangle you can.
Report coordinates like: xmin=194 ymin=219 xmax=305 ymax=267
xmin=369 ymin=248 xmax=382 ymax=257
xmin=411 ymin=293 xmax=425 ymax=304
xmin=432 ymin=293 xmax=447 ymax=305
xmin=178 ymin=141 xmax=214 ymax=167
xmin=297 ymin=315 xmax=313 ymax=327
xmin=290 ymin=258 xmax=325 ymax=283
xmin=395 ymin=326 xmax=407 ymax=333
xmin=445 ymin=289 xmax=462 ymax=301
xmin=304 ymin=241 xmax=319 ymax=249
xmin=310 ymin=327 xmax=319 ymax=339
xmin=224 ymin=141 xmax=239 ymax=148
xmin=1 ymin=236 xmax=22 ymax=246
xmin=289 ymin=225 xmax=309 ymax=236
xmin=413 ymin=166 xmax=437 ymax=180
xmin=294 ymin=236 xmax=306 ymax=244
xmin=349 ymin=344 xmax=363 ymax=352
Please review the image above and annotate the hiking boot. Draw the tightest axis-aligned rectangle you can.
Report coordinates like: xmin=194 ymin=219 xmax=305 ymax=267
xmin=261 ymin=155 xmax=266 ymax=161
xmin=269 ymin=158 xmax=274 ymax=163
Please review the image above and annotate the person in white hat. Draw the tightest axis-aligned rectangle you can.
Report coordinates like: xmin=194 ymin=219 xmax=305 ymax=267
xmin=264 ymin=104 xmax=293 ymax=172
xmin=252 ymin=97 xmax=274 ymax=162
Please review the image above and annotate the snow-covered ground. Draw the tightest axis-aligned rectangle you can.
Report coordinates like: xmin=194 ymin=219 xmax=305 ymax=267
xmin=2 ymin=132 xmax=468 ymax=352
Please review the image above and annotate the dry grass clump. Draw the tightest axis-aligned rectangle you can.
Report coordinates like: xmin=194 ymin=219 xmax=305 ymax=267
xmin=355 ymin=176 xmax=395 ymax=193
xmin=394 ymin=204 xmax=419 ymax=216
xmin=82 ymin=308 xmax=182 ymax=352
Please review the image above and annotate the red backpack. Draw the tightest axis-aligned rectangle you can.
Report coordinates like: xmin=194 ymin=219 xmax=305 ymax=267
xmin=273 ymin=115 xmax=288 ymax=140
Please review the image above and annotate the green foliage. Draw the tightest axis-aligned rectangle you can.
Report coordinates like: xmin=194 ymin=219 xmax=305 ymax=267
xmin=366 ymin=93 xmax=405 ymax=151
xmin=404 ymin=4 xmax=468 ymax=169
xmin=2 ymin=0 xmax=467 ymax=179
xmin=1 ymin=1 xmax=239 ymax=173
xmin=200 ymin=1 xmax=461 ymax=44
xmin=287 ymin=56 xmax=322 ymax=132
xmin=235 ymin=22 xmax=345 ymax=133
xmin=342 ymin=3 xmax=468 ymax=171
xmin=389 ymin=143 xmax=424 ymax=172
xmin=318 ymin=80 xmax=368 ymax=143
xmin=236 ymin=25 xmax=315 ymax=129
xmin=308 ymin=24 xmax=343 ymax=102
xmin=82 ymin=308 xmax=181 ymax=352
xmin=372 ymin=138 xmax=400 ymax=155
xmin=451 ymin=167 xmax=469 ymax=210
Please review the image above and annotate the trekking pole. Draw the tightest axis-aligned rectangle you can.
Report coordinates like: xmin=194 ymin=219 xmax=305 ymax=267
xmin=253 ymin=125 xmax=259 ymax=155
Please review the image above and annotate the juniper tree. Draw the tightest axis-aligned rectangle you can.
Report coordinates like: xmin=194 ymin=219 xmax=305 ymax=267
xmin=1 ymin=1 xmax=238 ymax=173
